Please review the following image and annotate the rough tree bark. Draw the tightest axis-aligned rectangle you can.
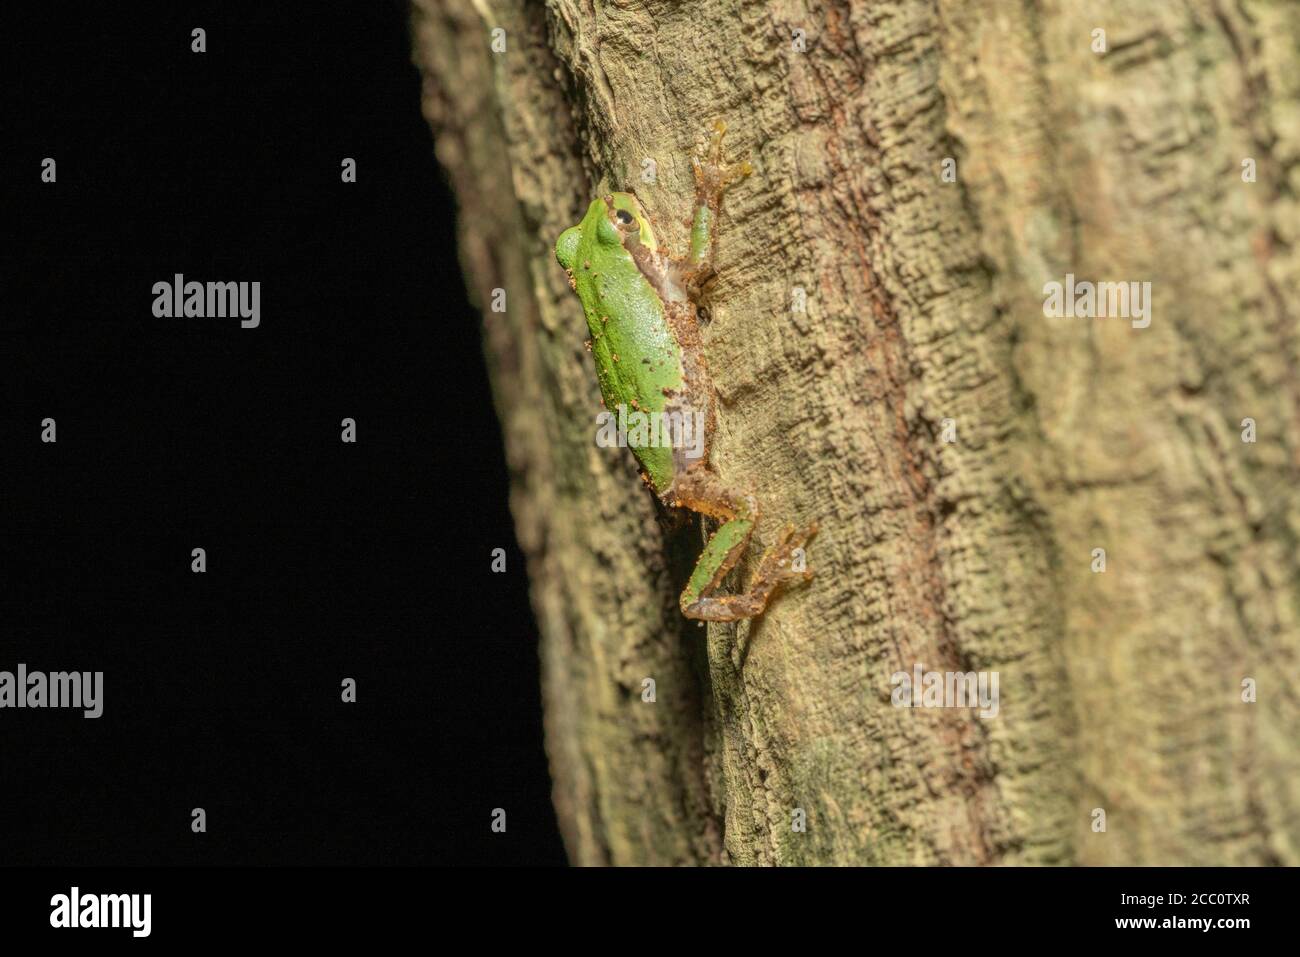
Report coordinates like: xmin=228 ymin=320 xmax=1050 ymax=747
xmin=410 ymin=0 xmax=1300 ymax=865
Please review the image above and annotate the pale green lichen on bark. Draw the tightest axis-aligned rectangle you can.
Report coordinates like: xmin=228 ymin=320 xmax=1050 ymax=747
xmin=412 ymin=0 xmax=1300 ymax=865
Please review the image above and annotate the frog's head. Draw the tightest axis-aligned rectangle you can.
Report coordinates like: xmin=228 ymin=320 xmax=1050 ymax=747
xmin=556 ymin=191 xmax=658 ymax=272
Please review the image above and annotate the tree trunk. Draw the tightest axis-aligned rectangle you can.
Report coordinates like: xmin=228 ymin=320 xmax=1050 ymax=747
xmin=410 ymin=0 xmax=1300 ymax=865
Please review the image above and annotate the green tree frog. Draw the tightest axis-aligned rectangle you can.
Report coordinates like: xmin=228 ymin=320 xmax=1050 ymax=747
xmin=555 ymin=121 xmax=817 ymax=621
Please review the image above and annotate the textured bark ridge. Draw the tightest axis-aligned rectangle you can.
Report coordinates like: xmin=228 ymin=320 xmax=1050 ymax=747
xmin=411 ymin=0 xmax=1300 ymax=865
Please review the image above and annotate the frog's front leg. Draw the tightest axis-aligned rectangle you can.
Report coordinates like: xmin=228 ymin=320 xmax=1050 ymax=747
xmin=683 ymin=120 xmax=752 ymax=293
xmin=668 ymin=468 xmax=817 ymax=621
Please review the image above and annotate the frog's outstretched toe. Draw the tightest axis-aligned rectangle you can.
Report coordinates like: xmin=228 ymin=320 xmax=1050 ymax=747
xmin=758 ymin=521 xmax=819 ymax=586
xmin=693 ymin=119 xmax=752 ymax=198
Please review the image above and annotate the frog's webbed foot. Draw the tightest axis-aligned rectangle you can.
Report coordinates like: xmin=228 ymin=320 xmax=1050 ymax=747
xmin=692 ymin=119 xmax=753 ymax=204
xmin=753 ymin=522 xmax=819 ymax=589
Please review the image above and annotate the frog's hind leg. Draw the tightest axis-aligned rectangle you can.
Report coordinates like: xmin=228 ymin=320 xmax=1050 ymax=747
xmin=668 ymin=469 xmax=817 ymax=621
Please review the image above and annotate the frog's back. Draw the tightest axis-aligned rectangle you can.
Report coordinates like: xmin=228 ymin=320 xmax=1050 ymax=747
xmin=558 ymin=198 xmax=686 ymax=493
xmin=583 ymin=261 xmax=683 ymax=490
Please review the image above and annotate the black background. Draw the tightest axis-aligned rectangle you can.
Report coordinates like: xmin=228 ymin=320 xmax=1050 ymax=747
xmin=1 ymin=2 xmax=566 ymax=865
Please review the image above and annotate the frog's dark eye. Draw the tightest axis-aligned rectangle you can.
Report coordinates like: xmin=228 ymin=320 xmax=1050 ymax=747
xmin=615 ymin=209 xmax=635 ymax=226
